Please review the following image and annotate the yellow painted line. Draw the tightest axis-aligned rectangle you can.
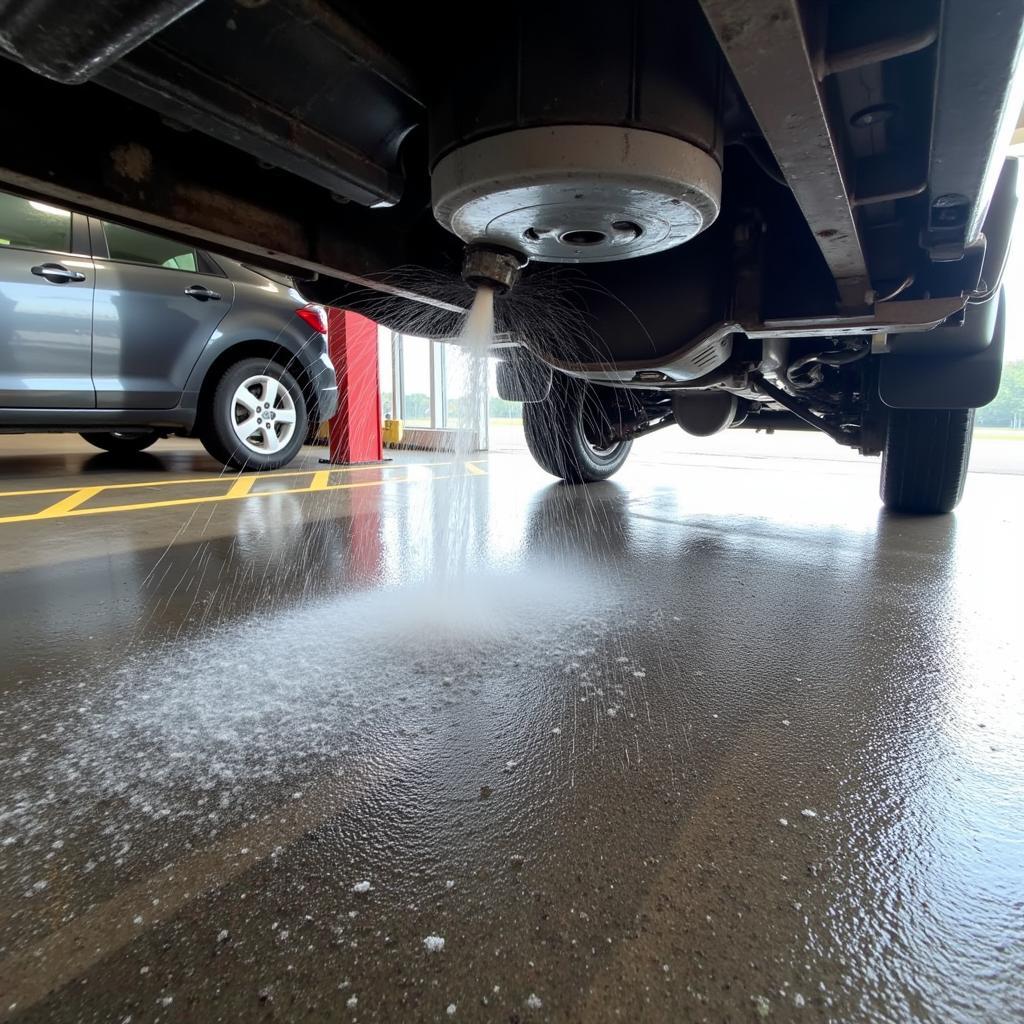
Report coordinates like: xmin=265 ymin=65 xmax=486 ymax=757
xmin=0 ymin=460 xmax=453 ymax=500
xmin=34 ymin=486 xmax=104 ymax=519
xmin=0 ymin=471 xmax=459 ymax=526
xmin=309 ymin=470 xmax=331 ymax=491
xmin=224 ymin=475 xmax=257 ymax=499
xmin=465 ymin=461 xmax=487 ymax=476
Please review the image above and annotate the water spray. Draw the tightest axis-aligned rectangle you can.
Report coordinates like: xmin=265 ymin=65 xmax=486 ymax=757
xmin=461 ymin=244 xmax=528 ymax=295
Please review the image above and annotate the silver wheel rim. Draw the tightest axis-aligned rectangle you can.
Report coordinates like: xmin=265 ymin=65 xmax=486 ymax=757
xmin=581 ymin=415 xmax=621 ymax=459
xmin=231 ymin=374 xmax=297 ymax=455
xmin=585 ymin=438 xmax=620 ymax=458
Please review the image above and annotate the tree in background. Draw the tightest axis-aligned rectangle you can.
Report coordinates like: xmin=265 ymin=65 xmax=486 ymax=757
xmin=489 ymin=396 xmax=523 ymax=420
xmin=403 ymin=392 xmax=430 ymax=420
xmin=976 ymin=360 xmax=1024 ymax=428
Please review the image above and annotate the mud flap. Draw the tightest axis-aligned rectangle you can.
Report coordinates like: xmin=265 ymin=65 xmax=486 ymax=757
xmin=496 ymin=349 xmax=553 ymax=403
xmin=879 ymin=290 xmax=1005 ymax=410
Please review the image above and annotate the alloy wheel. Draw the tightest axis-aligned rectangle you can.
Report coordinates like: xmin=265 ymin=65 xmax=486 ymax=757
xmin=231 ymin=374 xmax=297 ymax=455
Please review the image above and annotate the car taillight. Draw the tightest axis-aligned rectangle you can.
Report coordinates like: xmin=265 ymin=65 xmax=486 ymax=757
xmin=296 ymin=304 xmax=329 ymax=335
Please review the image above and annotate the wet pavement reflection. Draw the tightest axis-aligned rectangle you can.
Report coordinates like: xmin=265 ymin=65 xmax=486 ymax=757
xmin=0 ymin=438 xmax=1021 ymax=1022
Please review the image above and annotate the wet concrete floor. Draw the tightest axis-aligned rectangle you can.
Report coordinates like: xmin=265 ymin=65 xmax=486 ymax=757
xmin=0 ymin=433 xmax=1021 ymax=1023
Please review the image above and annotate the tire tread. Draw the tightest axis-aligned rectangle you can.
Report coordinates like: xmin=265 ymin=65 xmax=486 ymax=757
xmin=522 ymin=376 xmax=632 ymax=483
xmin=880 ymin=408 xmax=973 ymax=514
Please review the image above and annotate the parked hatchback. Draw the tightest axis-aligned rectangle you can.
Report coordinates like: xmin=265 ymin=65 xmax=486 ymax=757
xmin=0 ymin=189 xmax=338 ymax=469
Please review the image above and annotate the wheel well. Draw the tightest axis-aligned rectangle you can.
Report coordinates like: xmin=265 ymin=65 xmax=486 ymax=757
xmin=194 ymin=341 xmax=319 ymax=435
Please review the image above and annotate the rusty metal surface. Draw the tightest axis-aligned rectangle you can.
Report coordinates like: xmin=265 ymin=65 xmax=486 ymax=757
xmin=292 ymin=0 xmax=422 ymax=106
xmin=700 ymin=0 xmax=870 ymax=312
xmin=99 ymin=51 xmax=404 ymax=208
xmin=97 ymin=0 xmax=425 ymax=208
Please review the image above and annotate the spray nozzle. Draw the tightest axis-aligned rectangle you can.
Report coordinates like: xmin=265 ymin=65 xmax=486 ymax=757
xmin=461 ymin=245 xmax=528 ymax=295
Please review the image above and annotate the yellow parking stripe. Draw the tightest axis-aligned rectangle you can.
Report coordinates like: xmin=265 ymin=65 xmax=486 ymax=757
xmin=34 ymin=486 xmax=104 ymax=519
xmin=0 ymin=460 xmax=452 ymax=501
xmin=224 ymin=475 xmax=257 ymax=499
xmin=0 ymin=471 xmax=458 ymax=526
xmin=309 ymin=470 xmax=331 ymax=491
xmin=465 ymin=461 xmax=487 ymax=476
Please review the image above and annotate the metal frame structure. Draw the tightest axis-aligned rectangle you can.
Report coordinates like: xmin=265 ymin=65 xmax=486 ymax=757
xmin=0 ymin=0 xmax=1020 ymax=418
xmin=383 ymin=331 xmax=490 ymax=449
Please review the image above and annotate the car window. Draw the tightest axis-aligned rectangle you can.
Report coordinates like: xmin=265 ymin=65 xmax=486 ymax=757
xmin=103 ymin=221 xmax=198 ymax=272
xmin=0 ymin=192 xmax=71 ymax=253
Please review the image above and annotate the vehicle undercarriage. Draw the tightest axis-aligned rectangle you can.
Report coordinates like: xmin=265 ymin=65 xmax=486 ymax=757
xmin=0 ymin=0 xmax=1021 ymax=510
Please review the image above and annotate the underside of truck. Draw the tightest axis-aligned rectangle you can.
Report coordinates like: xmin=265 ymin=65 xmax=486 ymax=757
xmin=1 ymin=0 xmax=1022 ymax=511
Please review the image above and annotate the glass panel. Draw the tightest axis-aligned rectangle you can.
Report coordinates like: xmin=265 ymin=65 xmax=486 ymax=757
xmin=445 ymin=343 xmax=487 ymax=430
xmin=378 ymin=326 xmax=394 ymax=420
xmin=103 ymin=222 xmax=197 ymax=272
xmin=400 ymin=335 xmax=432 ymax=426
xmin=0 ymin=192 xmax=71 ymax=253
xmin=488 ymin=358 xmax=524 ymax=451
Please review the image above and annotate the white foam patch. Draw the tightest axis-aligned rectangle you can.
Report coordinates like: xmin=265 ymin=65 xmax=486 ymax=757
xmin=0 ymin=566 xmax=619 ymax=856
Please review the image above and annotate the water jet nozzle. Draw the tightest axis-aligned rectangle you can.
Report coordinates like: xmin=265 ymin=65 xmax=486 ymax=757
xmin=461 ymin=245 xmax=528 ymax=295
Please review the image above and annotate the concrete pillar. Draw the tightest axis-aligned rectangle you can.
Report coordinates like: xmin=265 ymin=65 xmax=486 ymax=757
xmin=325 ymin=309 xmax=383 ymax=464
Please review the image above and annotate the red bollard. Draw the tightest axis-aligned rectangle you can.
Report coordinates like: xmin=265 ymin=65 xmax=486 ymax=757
xmin=324 ymin=309 xmax=383 ymax=465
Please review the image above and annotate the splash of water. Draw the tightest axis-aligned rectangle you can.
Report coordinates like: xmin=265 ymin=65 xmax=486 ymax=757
xmin=426 ymin=284 xmax=495 ymax=594
xmin=462 ymin=282 xmax=495 ymax=351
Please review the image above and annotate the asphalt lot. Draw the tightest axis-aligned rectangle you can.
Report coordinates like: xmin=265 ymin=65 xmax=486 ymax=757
xmin=0 ymin=429 xmax=1021 ymax=1023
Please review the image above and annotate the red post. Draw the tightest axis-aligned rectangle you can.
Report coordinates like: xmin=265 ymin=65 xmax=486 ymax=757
xmin=325 ymin=309 xmax=383 ymax=464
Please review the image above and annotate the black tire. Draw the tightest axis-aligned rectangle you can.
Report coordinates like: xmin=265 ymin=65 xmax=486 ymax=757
xmin=522 ymin=375 xmax=633 ymax=483
xmin=200 ymin=357 xmax=308 ymax=471
xmin=880 ymin=408 xmax=974 ymax=514
xmin=80 ymin=430 xmax=161 ymax=454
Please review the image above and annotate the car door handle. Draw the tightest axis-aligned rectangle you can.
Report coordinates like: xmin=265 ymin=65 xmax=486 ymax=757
xmin=184 ymin=284 xmax=221 ymax=301
xmin=31 ymin=262 xmax=86 ymax=283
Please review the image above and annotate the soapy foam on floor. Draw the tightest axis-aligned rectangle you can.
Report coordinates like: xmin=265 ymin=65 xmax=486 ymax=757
xmin=0 ymin=283 xmax=706 ymax=1007
xmin=0 ymin=565 xmax=626 ymax=870
xmin=426 ymin=284 xmax=494 ymax=592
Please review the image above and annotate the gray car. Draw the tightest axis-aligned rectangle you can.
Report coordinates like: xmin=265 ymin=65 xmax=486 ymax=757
xmin=0 ymin=189 xmax=338 ymax=470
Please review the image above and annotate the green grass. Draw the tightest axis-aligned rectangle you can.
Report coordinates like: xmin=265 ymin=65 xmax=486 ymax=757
xmin=482 ymin=420 xmax=1022 ymax=438
xmin=974 ymin=427 xmax=1024 ymax=441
